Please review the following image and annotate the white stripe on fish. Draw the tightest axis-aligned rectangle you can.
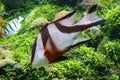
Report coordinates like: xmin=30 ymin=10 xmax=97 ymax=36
xmin=31 ymin=33 xmax=48 ymax=68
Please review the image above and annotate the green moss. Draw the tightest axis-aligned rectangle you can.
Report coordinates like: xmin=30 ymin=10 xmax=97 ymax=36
xmin=54 ymin=10 xmax=70 ymax=21
xmin=86 ymin=30 xmax=104 ymax=49
xmin=76 ymin=45 xmax=105 ymax=67
xmin=41 ymin=0 xmax=79 ymax=7
xmin=105 ymin=40 xmax=120 ymax=65
xmin=103 ymin=5 xmax=120 ymax=39
xmin=97 ymin=36 xmax=109 ymax=53
xmin=0 ymin=2 xmax=4 ymax=12
xmin=0 ymin=47 xmax=16 ymax=67
xmin=30 ymin=18 xmax=49 ymax=28
xmin=0 ymin=0 xmax=119 ymax=79
xmin=0 ymin=18 xmax=7 ymax=38
xmin=109 ymin=74 xmax=119 ymax=80
xmin=98 ymin=0 xmax=118 ymax=9
xmin=25 ymin=4 xmax=73 ymax=26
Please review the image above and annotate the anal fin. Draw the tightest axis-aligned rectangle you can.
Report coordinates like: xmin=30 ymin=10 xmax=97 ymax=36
xmin=52 ymin=56 xmax=68 ymax=63
xmin=71 ymin=38 xmax=91 ymax=47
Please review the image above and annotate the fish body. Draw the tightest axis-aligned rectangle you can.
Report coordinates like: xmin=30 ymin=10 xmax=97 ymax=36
xmin=30 ymin=5 xmax=106 ymax=68
xmin=4 ymin=16 xmax=24 ymax=37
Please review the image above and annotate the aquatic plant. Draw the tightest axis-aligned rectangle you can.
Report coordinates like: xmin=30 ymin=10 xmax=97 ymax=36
xmin=76 ymin=45 xmax=105 ymax=67
xmin=0 ymin=0 xmax=24 ymax=12
xmin=0 ymin=2 xmax=4 ymax=12
xmin=31 ymin=18 xmax=49 ymax=28
xmin=103 ymin=5 xmax=120 ymax=40
xmin=86 ymin=30 xmax=104 ymax=49
xmin=98 ymin=0 xmax=118 ymax=9
xmin=109 ymin=74 xmax=119 ymax=80
xmin=0 ymin=18 xmax=6 ymax=38
xmin=25 ymin=4 xmax=59 ymax=25
xmin=0 ymin=0 xmax=119 ymax=79
xmin=25 ymin=4 xmax=73 ymax=28
xmin=41 ymin=0 xmax=79 ymax=7
xmin=105 ymin=40 xmax=120 ymax=65
xmin=54 ymin=10 xmax=70 ymax=20
xmin=97 ymin=36 xmax=109 ymax=53
xmin=0 ymin=46 xmax=16 ymax=68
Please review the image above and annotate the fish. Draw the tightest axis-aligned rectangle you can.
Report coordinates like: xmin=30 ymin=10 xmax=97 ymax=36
xmin=4 ymin=16 xmax=24 ymax=37
xmin=30 ymin=5 xmax=106 ymax=68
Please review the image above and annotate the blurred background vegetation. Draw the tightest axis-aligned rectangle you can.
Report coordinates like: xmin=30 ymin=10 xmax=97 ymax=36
xmin=0 ymin=0 xmax=120 ymax=80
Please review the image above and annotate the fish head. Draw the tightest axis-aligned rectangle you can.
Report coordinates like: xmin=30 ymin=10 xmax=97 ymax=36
xmin=30 ymin=33 xmax=49 ymax=68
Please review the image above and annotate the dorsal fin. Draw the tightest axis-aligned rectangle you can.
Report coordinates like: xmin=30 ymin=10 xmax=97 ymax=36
xmin=55 ymin=11 xmax=76 ymax=22
xmin=54 ymin=11 xmax=76 ymax=26
xmin=87 ymin=4 xmax=97 ymax=14
xmin=54 ymin=5 xmax=106 ymax=33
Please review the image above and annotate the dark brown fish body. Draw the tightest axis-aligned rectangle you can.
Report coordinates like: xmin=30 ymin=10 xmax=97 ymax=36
xmin=30 ymin=5 xmax=106 ymax=68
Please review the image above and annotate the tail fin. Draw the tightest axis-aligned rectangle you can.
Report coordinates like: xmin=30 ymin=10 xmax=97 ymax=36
xmin=75 ymin=5 xmax=105 ymax=26
xmin=18 ymin=16 xmax=24 ymax=23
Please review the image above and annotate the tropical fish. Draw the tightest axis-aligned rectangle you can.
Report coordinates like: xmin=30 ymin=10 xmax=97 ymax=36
xmin=4 ymin=16 xmax=24 ymax=37
xmin=30 ymin=5 xmax=106 ymax=68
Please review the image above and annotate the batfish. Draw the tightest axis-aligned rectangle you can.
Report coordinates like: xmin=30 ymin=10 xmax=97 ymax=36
xmin=30 ymin=5 xmax=106 ymax=68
